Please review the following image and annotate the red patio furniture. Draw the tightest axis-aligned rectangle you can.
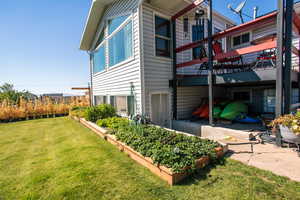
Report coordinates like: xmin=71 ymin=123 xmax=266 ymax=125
xmin=212 ymin=41 xmax=244 ymax=73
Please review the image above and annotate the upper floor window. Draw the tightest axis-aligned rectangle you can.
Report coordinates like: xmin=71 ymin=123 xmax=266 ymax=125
xmin=93 ymin=44 xmax=106 ymax=74
xmin=108 ymin=14 xmax=130 ymax=34
xmin=155 ymin=16 xmax=171 ymax=57
xmin=232 ymin=32 xmax=250 ymax=47
xmin=109 ymin=21 xmax=133 ymax=67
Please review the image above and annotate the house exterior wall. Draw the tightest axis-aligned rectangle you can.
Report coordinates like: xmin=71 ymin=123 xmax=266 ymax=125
xmin=90 ymin=0 xmax=143 ymax=114
xmin=142 ymin=3 xmax=173 ymax=119
xmin=227 ymin=22 xmax=300 ymax=70
xmin=142 ymin=3 xmax=232 ymax=120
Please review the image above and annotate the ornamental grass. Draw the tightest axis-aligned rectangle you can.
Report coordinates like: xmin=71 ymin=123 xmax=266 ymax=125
xmin=0 ymin=96 xmax=89 ymax=122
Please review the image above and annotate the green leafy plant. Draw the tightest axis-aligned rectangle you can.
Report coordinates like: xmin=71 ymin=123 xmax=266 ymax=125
xmin=69 ymin=106 xmax=88 ymax=118
xmin=96 ymin=117 xmax=129 ymax=134
xmin=104 ymin=121 xmax=220 ymax=173
xmin=84 ymin=104 xmax=116 ymax=122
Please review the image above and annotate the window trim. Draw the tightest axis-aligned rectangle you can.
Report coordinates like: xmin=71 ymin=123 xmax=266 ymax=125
xmin=92 ymin=12 xmax=134 ymax=71
xmin=108 ymin=19 xmax=134 ymax=68
xmin=153 ymin=13 xmax=172 ymax=59
xmin=231 ymin=31 xmax=252 ymax=48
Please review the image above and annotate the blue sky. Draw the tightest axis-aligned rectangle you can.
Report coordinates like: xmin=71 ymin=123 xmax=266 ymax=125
xmin=0 ymin=0 xmax=278 ymax=95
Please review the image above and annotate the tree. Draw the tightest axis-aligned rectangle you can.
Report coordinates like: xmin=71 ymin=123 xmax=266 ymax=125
xmin=0 ymin=83 xmax=37 ymax=104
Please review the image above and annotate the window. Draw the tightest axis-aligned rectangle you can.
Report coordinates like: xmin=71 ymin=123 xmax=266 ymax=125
xmin=155 ymin=16 xmax=171 ymax=57
xmin=232 ymin=32 xmax=250 ymax=47
xmin=94 ymin=95 xmax=107 ymax=105
xmin=93 ymin=14 xmax=133 ymax=70
xmin=93 ymin=45 xmax=106 ymax=74
xmin=263 ymin=89 xmax=275 ymax=113
xmin=110 ymin=95 xmax=135 ymax=116
xmin=192 ymin=25 xmax=205 ymax=59
xmin=95 ymin=30 xmax=105 ymax=48
xmin=108 ymin=14 xmax=130 ymax=34
xmin=109 ymin=21 xmax=133 ymax=66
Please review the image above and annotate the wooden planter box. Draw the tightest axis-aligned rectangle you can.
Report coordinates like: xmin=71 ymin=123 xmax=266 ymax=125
xmin=71 ymin=116 xmax=227 ymax=185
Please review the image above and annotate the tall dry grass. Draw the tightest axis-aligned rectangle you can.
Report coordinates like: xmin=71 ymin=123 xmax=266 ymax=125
xmin=0 ymin=96 xmax=89 ymax=122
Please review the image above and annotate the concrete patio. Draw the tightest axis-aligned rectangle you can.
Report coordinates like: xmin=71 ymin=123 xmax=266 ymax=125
xmin=228 ymin=142 xmax=300 ymax=182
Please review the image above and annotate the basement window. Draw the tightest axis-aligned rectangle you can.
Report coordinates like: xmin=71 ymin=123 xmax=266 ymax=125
xmin=232 ymin=32 xmax=250 ymax=47
xmin=94 ymin=95 xmax=107 ymax=105
xmin=110 ymin=96 xmax=135 ymax=116
xmin=155 ymin=16 xmax=171 ymax=57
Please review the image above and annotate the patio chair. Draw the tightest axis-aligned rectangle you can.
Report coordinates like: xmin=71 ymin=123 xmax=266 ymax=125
xmin=212 ymin=41 xmax=244 ymax=73
xmin=253 ymin=48 xmax=276 ymax=69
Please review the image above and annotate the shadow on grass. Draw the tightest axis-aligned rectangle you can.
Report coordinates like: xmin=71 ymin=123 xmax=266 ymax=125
xmin=177 ymin=157 xmax=228 ymax=186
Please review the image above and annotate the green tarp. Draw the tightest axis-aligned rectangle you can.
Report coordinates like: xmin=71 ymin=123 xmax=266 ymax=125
xmin=220 ymin=102 xmax=248 ymax=120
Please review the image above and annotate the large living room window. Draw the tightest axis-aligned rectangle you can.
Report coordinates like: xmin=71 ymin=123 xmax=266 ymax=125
xmin=155 ymin=16 xmax=171 ymax=57
xmin=108 ymin=14 xmax=133 ymax=67
xmin=92 ymin=14 xmax=133 ymax=72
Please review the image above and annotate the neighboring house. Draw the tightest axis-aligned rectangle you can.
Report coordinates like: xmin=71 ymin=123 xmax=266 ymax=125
xmin=80 ymin=0 xmax=300 ymax=127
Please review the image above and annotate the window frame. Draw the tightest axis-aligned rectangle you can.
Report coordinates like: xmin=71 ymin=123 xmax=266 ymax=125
xmin=154 ymin=14 xmax=172 ymax=58
xmin=231 ymin=31 xmax=251 ymax=48
xmin=107 ymin=14 xmax=134 ymax=69
xmin=109 ymin=95 xmax=135 ymax=116
xmin=92 ymin=12 xmax=134 ymax=73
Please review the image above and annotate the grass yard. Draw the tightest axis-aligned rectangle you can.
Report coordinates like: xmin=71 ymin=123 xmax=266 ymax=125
xmin=0 ymin=117 xmax=299 ymax=200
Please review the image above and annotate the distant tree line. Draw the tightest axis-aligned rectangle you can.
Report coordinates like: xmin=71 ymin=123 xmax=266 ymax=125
xmin=0 ymin=83 xmax=37 ymax=104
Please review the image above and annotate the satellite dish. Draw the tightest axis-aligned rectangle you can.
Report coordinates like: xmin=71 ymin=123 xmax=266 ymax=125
xmin=228 ymin=0 xmax=247 ymax=23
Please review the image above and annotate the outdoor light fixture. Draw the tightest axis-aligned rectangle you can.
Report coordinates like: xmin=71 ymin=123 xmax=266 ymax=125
xmin=195 ymin=9 xmax=205 ymax=21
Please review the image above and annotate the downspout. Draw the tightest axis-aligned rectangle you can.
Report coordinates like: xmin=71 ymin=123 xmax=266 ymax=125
xmin=138 ymin=1 xmax=146 ymax=115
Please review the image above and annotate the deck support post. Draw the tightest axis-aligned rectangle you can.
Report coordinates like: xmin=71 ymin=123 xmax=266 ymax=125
xmin=276 ymin=0 xmax=284 ymax=117
xmin=172 ymin=19 xmax=177 ymax=120
xmin=284 ymin=0 xmax=293 ymax=114
xmin=208 ymin=0 xmax=214 ymax=125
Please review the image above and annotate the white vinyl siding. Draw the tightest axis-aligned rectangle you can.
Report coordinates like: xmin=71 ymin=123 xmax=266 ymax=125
xmin=177 ymin=86 xmax=227 ymax=120
xmin=91 ymin=0 xmax=142 ymax=115
xmin=142 ymin=4 xmax=173 ymax=118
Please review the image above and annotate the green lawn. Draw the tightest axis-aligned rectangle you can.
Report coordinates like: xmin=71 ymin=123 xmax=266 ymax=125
xmin=0 ymin=117 xmax=299 ymax=200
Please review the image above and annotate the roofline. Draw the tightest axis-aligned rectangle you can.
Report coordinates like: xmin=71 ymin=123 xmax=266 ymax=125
xmin=79 ymin=0 xmax=236 ymax=51
xmin=79 ymin=0 xmax=95 ymax=50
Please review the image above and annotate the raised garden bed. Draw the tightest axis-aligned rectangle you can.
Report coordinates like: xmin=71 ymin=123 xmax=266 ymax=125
xmin=72 ymin=116 xmax=227 ymax=185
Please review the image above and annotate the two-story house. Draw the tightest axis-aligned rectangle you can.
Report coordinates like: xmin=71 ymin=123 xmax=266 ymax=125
xmin=79 ymin=0 xmax=300 ymax=128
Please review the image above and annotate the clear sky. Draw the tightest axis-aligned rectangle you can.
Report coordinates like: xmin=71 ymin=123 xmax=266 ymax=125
xmin=0 ymin=0 xmax=280 ymax=95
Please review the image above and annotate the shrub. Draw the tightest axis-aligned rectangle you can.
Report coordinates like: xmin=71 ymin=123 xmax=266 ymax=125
xmin=84 ymin=104 xmax=116 ymax=122
xmin=96 ymin=117 xmax=129 ymax=133
xmin=69 ymin=106 xmax=88 ymax=118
